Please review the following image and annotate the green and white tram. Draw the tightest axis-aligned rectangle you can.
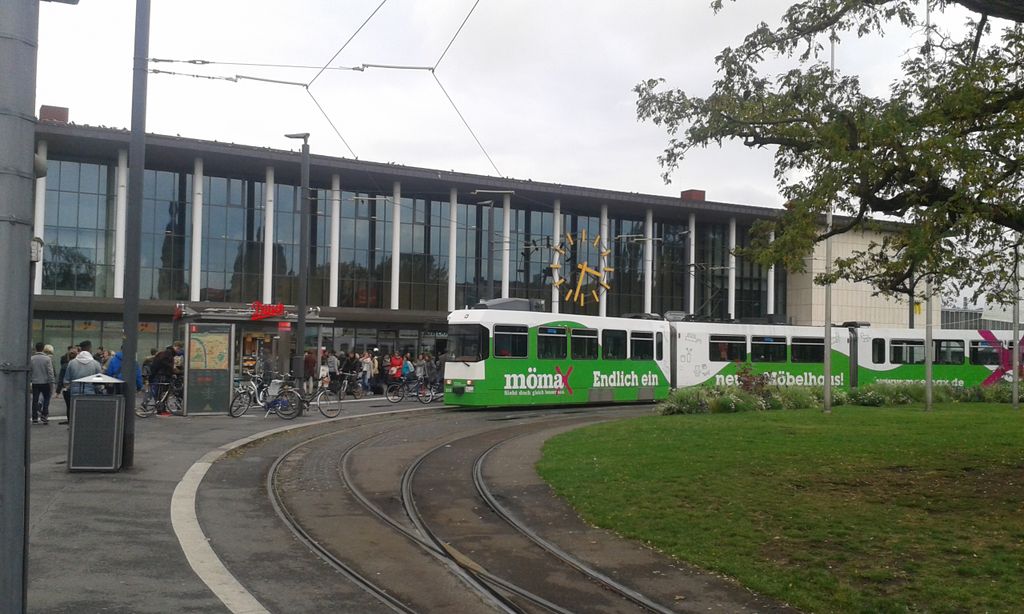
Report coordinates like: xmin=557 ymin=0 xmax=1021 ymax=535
xmin=445 ymin=308 xmax=672 ymax=407
xmin=444 ymin=307 xmax=1021 ymax=408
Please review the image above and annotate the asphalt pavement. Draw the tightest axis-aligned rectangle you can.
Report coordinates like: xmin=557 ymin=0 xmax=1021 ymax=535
xmin=25 ymin=397 xmax=393 ymax=613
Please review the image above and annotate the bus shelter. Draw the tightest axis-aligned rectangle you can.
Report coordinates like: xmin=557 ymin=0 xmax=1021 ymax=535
xmin=179 ymin=303 xmax=333 ymax=414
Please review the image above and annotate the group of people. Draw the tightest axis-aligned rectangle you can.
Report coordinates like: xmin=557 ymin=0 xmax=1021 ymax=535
xmin=29 ymin=339 xmax=183 ymax=425
xmin=301 ymin=348 xmax=447 ymax=396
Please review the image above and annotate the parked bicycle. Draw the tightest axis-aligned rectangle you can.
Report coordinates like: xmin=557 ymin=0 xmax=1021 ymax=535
xmin=297 ymin=375 xmax=344 ymax=418
xmin=228 ymin=370 xmax=270 ymax=418
xmin=229 ymin=375 xmax=304 ymax=420
xmin=136 ymin=378 xmax=182 ymax=418
xmin=385 ymin=376 xmax=434 ymax=404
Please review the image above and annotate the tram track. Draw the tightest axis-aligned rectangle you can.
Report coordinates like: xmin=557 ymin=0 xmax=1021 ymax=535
xmin=242 ymin=406 xmax=790 ymax=613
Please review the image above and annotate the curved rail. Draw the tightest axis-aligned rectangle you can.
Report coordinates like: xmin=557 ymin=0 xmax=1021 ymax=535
xmin=474 ymin=439 xmax=677 ymax=614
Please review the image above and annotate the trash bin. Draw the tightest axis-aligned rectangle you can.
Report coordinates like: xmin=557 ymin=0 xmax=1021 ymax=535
xmin=67 ymin=373 xmax=125 ymax=472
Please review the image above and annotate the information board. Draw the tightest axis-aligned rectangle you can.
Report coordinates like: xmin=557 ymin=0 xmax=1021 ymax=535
xmin=185 ymin=323 xmax=234 ymax=414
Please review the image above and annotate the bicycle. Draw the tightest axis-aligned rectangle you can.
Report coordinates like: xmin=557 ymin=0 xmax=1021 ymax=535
xmin=385 ymin=376 xmax=434 ymax=404
xmin=137 ymin=380 xmax=182 ymax=418
xmin=335 ymin=371 xmax=365 ymax=399
xmin=228 ymin=371 xmax=270 ymax=418
xmin=298 ymin=376 xmax=343 ymax=418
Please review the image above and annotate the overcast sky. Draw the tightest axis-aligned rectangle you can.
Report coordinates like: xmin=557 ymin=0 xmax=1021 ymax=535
xmin=35 ymin=1 xmax=967 ymax=209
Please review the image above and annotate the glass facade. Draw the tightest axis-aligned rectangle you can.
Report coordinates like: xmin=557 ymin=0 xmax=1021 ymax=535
xmin=42 ymin=159 xmax=116 ymax=296
xmin=36 ymin=153 xmax=786 ymax=327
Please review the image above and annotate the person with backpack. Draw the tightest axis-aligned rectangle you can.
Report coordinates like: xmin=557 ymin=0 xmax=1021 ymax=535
xmin=104 ymin=346 xmax=144 ymax=395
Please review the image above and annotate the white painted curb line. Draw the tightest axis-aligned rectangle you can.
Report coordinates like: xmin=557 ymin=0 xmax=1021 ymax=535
xmin=170 ymin=407 xmax=430 ymax=613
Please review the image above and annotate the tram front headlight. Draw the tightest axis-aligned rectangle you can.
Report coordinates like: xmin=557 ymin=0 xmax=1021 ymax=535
xmin=466 ymin=380 xmax=473 ymax=386
xmin=445 ymin=379 xmax=452 ymax=385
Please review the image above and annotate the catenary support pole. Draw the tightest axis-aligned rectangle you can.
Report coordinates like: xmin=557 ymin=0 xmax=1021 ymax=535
xmin=767 ymin=230 xmax=776 ymax=317
xmin=189 ymin=157 xmax=203 ymax=302
xmin=293 ymin=139 xmax=310 ymax=379
xmin=728 ymin=217 xmax=736 ymax=319
xmin=925 ymin=277 xmax=933 ymax=412
xmin=122 ymin=0 xmax=152 ymax=468
xmin=688 ymin=213 xmax=696 ymax=314
xmin=0 ymin=2 xmax=38 ymax=610
xmin=1014 ymin=241 xmax=1020 ymax=411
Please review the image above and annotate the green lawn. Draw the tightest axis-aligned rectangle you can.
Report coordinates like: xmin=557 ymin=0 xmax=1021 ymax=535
xmin=537 ymin=404 xmax=1024 ymax=613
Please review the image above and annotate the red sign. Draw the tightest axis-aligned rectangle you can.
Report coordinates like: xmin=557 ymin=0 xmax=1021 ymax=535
xmin=250 ymin=301 xmax=286 ymax=321
xmin=277 ymin=321 xmax=292 ymax=331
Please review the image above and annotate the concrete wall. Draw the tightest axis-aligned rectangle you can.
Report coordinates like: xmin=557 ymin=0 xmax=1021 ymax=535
xmin=786 ymin=227 xmax=941 ymax=328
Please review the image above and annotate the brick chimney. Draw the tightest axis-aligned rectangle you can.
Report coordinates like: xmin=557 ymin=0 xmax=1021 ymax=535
xmin=39 ymin=105 xmax=69 ymax=124
xmin=680 ymin=189 xmax=706 ymax=202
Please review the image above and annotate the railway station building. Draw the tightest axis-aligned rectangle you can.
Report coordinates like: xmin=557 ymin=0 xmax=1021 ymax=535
xmin=31 ymin=110 xmax=927 ymax=365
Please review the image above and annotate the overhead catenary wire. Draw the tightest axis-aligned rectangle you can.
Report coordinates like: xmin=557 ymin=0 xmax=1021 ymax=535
xmin=149 ymin=57 xmax=365 ymax=72
xmin=308 ymin=0 xmax=389 ymax=88
xmin=306 ymin=88 xmax=358 ymax=159
xmin=435 ymin=0 xmax=481 ymax=69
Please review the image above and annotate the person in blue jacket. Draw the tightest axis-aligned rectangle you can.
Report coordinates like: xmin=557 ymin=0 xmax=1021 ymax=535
xmin=105 ymin=347 xmax=144 ymax=394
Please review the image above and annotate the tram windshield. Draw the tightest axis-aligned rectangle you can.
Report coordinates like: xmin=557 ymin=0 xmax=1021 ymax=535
xmin=448 ymin=324 xmax=490 ymax=362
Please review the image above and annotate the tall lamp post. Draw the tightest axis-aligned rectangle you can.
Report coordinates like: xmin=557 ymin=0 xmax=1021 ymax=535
xmin=285 ymin=133 xmax=310 ymax=383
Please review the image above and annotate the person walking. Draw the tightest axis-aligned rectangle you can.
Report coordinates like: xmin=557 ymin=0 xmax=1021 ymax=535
xmin=30 ymin=342 xmax=56 ymax=425
xmin=303 ymin=349 xmax=317 ymax=394
xmin=62 ymin=346 xmax=102 ymax=426
xmin=359 ymin=351 xmax=372 ymax=393
xmin=326 ymin=350 xmax=340 ymax=389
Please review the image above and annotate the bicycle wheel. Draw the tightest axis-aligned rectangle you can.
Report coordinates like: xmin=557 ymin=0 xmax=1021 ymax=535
xmin=229 ymin=391 xmax=253 ymax=417
xmin=164 ymin=391 xmax=183 ymax=415
xmin=416 ymin=382 xmax=434 ymax=404
xmin=351 ymin=384 xmax=364 ymax=399
xmin=385 ymin=382 xmax=405 ymax=403
xmin=314 ymin=388 xmax=342 ymax=418
xmin=274 ymin=389 xmax=303 ymax=420
xmin=136 ymin=389 xmax=157 ymax=418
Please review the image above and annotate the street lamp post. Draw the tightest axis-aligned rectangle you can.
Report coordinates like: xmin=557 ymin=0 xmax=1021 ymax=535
xmin=285 ymin=133 xmax=310 ymax=384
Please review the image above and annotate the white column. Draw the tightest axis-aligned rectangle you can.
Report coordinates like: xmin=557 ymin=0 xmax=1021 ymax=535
xmin=329 ymin=174 xmax=340 ymax=308
xmin=599 ymin=204 xmax=609 ymax=317
xmin=643 ymin=208 xmax=653 ymax=314
xmin=551 ymin=199 xmax=561 ymax=314
xmin=728 ymin=217 xmax=737 ymax=320
xmin=501 ymin=193 xmax=511 ymax=299
xmin=447 ymin=187 xmax=458 ymax=312
xmin=190 ymin=158 xmax=204 ymax=302
xmin=767 ymin=230 xmax=776 ymax=316
xmin=113 ymin=149 xmax=127 ymax=298
xmin=390 ymin=181 xmax=401 ymax=310
xmin=688 ymin=213 xmax=696 ymax=314
xmin=32 ymin=141 xmax=48 ymax=295
xmin=262 ymin=166 xmax=275 ymax=303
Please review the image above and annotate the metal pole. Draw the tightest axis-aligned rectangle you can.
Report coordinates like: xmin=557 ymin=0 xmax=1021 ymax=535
xmin=824 ymin=210 xmax=833 ymax=414
xmin=292 ymin=139 xmax=310 ymax=382
xmin=1014 ymin=241 xmax=1020 ymax=410
xmin=122 ymin=0 xmax=150 ymax=469
xmin=925 ymin=277 xmax=933 ymax=411
xmin=0 ymin=1 xmax=38 ymax=609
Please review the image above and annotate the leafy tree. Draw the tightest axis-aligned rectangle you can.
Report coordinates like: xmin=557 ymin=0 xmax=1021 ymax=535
xmin=636 ymin=1 xmax=1024 ymax=305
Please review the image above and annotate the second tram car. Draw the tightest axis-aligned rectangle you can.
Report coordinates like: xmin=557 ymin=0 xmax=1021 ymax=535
xmin=444 ymin=307 xmax=1021 ymax=408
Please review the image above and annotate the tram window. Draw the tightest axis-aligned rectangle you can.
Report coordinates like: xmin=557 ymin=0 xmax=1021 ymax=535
xmin=631 ymin=331 xmax=655 ymax=360
xmin=709 ymin=335 xmax=746 ymax=362
xmin=537 ymin=327 xmax=567 ymax=360
xmin=791 ymin=337 xmax=824 ymax=363
xmin=494 ymin=324 xmax=528 ymax=358
xmin=934 ymin=340 xmax=964 ymax=365
xmin=969 ymin=340 xmax=1002 ymax=365
xmin=871 ymin=338 xmax=886 ymax=364
xmin=656 ymin=332 xmax=664 ymax=361
xmin=891 ymin=339 xmax=925 ymax=364
xmin=751 ymin=336 xmax=787 ymax=363
xmin=447 ymin=324 xmax=489 ymax=362
xmin=571 ymin=328 xmax=599 ymax=360
xmin=602 ymin=329 xmax=627 ymax=360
